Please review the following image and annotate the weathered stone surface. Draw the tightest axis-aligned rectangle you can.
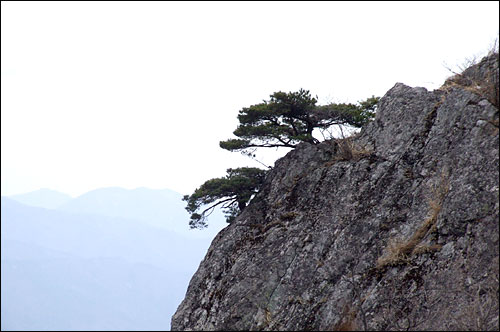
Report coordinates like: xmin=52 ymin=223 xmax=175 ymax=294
xmin=171 ymin=54 xmax=499 ymax=331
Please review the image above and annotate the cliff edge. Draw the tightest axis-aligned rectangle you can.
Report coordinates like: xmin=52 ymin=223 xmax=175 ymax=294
xmin=171 ymin=53 xmax=499 ymax=331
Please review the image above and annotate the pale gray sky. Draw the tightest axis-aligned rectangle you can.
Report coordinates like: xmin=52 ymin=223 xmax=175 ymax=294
xmin=1 ymin=1 xmax=499 ymax=197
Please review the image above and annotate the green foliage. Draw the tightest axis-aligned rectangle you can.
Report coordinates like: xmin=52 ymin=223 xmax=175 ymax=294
xmin=351 ymin=95 xmax=379 ymax=126
xmin=185 ymin=90 xmax=379 ymax=231
xmin=220 ymin=89 xmax=380 ymax=153
xmin=183 ymin=167 xmax=268 ymax=229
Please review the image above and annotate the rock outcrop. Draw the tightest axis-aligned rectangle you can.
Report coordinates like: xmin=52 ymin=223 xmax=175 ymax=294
xmin=171 ymin=53 xmax=499 ymax=331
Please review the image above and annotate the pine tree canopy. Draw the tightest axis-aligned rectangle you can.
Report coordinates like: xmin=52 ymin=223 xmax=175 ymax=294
xmin=219 ymin=89 xmax=379 ymax=153
xmin=183 ymin=167 xmax=268 ymax=229
xmin=184 ymin=90 xmax=378 ymax=230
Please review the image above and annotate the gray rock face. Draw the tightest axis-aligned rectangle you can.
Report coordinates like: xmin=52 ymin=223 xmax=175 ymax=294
xmin=171 ymin=54 xmax=499 ymax=331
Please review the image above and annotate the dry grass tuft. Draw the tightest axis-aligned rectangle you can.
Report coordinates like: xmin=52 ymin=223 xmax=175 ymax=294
xmin=334 ymin=137 xmax=373 ymax=162
xmin=376 ymin=171 xmax=449 ymax=269
xmin=375 ymin=237 xmax=413 ymax=268
xmin=441 ymin=73 xmax=499 ymax=107
xmin=440 ymin=50 xmax=499 ymax=107
xmin=265 ymin=308 xmax=271 ymax=325
xmin=411 ymin=243 xmax=443 ymax=255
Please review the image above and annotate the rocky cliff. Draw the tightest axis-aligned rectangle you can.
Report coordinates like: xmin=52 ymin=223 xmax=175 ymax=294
xmin=171 ymin=53 xmax=499 ymax=331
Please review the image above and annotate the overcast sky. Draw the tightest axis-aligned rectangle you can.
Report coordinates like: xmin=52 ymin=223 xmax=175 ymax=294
xmin=1 ymin=1 xmax=499 ymax=197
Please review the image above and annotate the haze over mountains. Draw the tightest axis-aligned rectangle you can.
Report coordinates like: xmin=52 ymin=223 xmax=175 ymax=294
xmin=1 ymin=187 xmax=227 ymax=331
xmin=8 ymin=188 xmax=72 ymax=209
xmin=9 ymin=187 xmax=227 ymax=238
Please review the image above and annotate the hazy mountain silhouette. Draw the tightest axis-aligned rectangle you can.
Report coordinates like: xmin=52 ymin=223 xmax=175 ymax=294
xmin=0 ymin=195 xmax=223 ymax=330
xmin=56 ymin=187 xmax=227 ymax=238
xmin=8 ymin=188 xmax=72 ymax=209
xmin=1 ymin=197 xmax=212 ymax=265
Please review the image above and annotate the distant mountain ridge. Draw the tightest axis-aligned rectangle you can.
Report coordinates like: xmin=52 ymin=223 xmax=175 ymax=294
xmin=1 ymin=196 xmax=211 ymax=265
xmin=8 ymin=188 xmax=72 ymax=209
xmin=6 ymin=186 xmax=227 ymax=238
xmin=1 ymin=186 xmax=228 ymax=330
xmin=57 ymin=187 xmax=189 ymax=233
xmin=1 ymin=194 xmax=222 ymax=330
